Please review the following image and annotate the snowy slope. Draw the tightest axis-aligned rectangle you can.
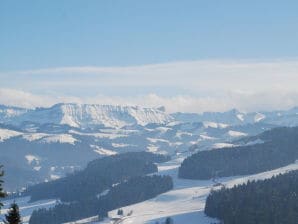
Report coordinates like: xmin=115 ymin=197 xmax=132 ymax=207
xmin=4 ymin=156 xmax=298 ymax=224
xmin=104 ymin=159 xmax=298 ymax=224
xmin=60 ymin=158 xmax=298 ymax=224
xmin=0 ymin=128 xmax=22 ymax=141
xmin=0 ymin=105 xmax=28 ymax=123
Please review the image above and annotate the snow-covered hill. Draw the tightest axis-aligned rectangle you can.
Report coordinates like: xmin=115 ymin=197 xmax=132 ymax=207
xmin=103 ymin=159 xmax=298 ymax=224
xmin=0 ymin=105 xmax=28 ymax=123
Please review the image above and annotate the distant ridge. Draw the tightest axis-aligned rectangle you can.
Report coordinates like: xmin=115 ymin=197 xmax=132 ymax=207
xmin=0 ymin=103 xmax=173 ymax=128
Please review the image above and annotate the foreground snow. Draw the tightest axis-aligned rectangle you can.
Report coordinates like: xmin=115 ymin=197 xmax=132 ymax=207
xmin=4 ymin=158 xmax=298 ymax=224
xmin=103 ymin=159 xmax=298 ymax=224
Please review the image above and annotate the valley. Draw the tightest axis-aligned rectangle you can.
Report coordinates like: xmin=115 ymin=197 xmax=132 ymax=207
xmin=0 ymin=103 xmax=291 ymax=191
xmin=2 ymin=104 xmax=298 ymax=223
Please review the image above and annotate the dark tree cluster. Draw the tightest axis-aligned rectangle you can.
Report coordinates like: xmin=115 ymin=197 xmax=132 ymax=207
xmin=179 ymin=127 xmax=298 ymax=179
xmin=117 ymin=208 xmax=123 ymax=215
xmin=26 ymin=151 xmax=170 ymax=202
xmin=0 ymin=166 xmax=6 ymax=208
xmin=103 ymin=175 xmax=173 ymax=209
xmin=4 ymin=203 xmax=22 ymax=224
xmin=29 ymin=199 xmax=107 ymax=224
xmin=1 ymin=166 xmax=22 ymax=224
xmin=29 ymin=175 xmax=173 ymax=224
xmin=205 ymin=170 xmax=298 ymax=224
xmin=165 ymin=217 xmax=174 ymax=224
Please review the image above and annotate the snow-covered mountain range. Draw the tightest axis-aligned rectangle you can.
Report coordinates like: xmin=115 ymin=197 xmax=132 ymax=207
xmin=1 ymin=103 xmax=298 ymax=191
xmin=0 ymin=103 xmax=173 ymax=128
xmin=173 ymin=107 xmax=298 ymax=126
xmin=2 ymin=103 xmax=298 ymax=129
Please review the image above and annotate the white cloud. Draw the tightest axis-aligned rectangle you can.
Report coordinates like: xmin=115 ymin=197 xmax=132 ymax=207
xmin=0 ymin=89 xmax=82 ymax=109
xmin=1 ymin=88 xmax=298 ymax=113
xmin=1 ymin=59 xmax=298 ymax=113
xmin=3 ymin=59 xmax=298 ymax=92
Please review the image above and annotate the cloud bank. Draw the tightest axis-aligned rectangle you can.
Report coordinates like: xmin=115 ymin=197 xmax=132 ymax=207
xmin=1 ymin=88 xmax=298 ymax=113
xmin=1 ymin=59 xmax=298 ymax=113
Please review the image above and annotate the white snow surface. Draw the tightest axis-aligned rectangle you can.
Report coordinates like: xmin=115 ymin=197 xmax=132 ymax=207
xmin=22 ymin=133 xmax=50 ymax=141
xmin=147 ymin=138 xmax=170 ymax=144
xmin=227 ymin=130 xmax=247 ymax=137
xmin=25 ymin=155 xmax=40 ymax=165
xmin=50 ymin=174 xmax=61 ymax=180
xmin=112 ymin=143 xmax=132 ymax=148
xmin=175 ymin=131 xmax=193 ymax=139
xmin=23 ymin=133 xmax=77 ymax=144
xmin=147 ymin=145 xmax=159 ymax=153
xmin=0 ymin=128 xmax=22 ymax=141
xmin=91 ymin=145 xmax=117 ymax=155
xmin=254 ymin=113 xmax=266 ymax=122
xmin=203 ymin=122 xmax=229 ymax=129
xmin=243 ymin=138 xmax=265 ymax=146
xmin=33 ymin=166 xmax=42 ymax=171
xmin=236 ymin=113 xmax=244 ymax=121
xmin=212 ymin=143 xmax=236 ymax=149
xmin=199 ymin=134 xmax=216 ymax=140
xmin=40 ymin=134 xmax=77 ymax=144
xmin=69 ymin=130 xmax=127 ymax=139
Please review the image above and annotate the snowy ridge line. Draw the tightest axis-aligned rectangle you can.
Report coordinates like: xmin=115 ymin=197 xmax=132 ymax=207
xmin=0 ymin=103 xmax=174 ymax=128
xmin=2 ymin=103 xmax=298 ymax=129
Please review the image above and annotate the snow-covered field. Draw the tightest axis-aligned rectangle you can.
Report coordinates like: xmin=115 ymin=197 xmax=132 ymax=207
xmin=75 ymin=158 xmax=298 ymax=224
xmin=3 ymin=157 xmax=298 ymax=224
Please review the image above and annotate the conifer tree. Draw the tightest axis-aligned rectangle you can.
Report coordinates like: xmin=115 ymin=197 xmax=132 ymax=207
xmin=5 ymin=202 xmax=22 ymax=224
xmin=0 ymin=165 xmax=6 ymax=209
xmin=117 ymin=209 xmax=123 ymax=216
xmin=165 ymin=217 xmax=173 ymax=224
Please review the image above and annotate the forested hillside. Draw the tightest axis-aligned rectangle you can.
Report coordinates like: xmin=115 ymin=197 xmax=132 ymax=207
xmin=26 ymin=152 xmax=170 ymax=202
xmin=179 ymin=127 xmax=298 ymax=179
xmin=205 ymin=170 xmax=298 ymax=224
xmin=29 ymin=175 xmax=173 ymax=224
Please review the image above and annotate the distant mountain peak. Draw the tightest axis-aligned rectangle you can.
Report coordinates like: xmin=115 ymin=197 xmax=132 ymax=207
xmin=0 ymin=103 xmax=173 ymax=128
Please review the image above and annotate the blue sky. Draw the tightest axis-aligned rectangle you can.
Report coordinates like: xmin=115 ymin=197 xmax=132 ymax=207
xmin=1 ymin=0 xmax=298 ymax=70
xmin=0 ymin=1 xmax=298 ymax=112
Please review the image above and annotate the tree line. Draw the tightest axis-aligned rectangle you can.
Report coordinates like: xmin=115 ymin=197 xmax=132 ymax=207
xmin=29 ymin=175 xmax=173 ymax=224
xmin=179 ymin=127 xmax=298 ymax=179
xmin=205 ymin=170 xmax=298 ymax=224
xmin=26 ymin=151 xmax=170 ymax=202
xmin=1 ymin=166 xmax=22 ymax=224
